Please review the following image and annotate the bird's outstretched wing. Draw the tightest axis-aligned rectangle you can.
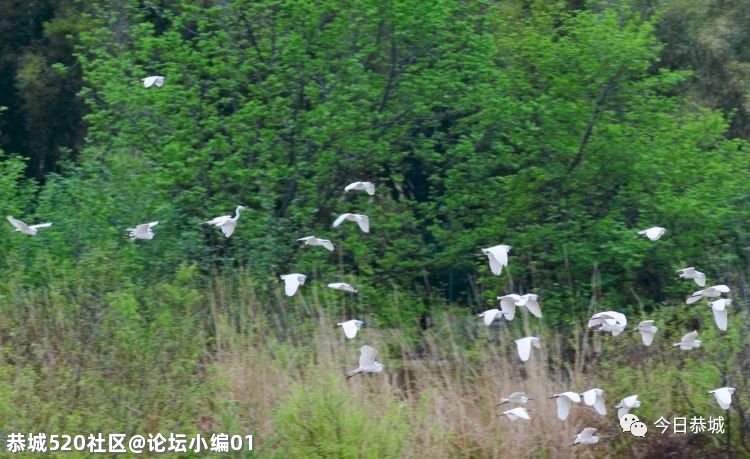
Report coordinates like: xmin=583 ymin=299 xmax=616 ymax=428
xmin=359 ymin=345 xmax=378 ymax=367
xmin=355 ymin=215 xmax=370 ymax=233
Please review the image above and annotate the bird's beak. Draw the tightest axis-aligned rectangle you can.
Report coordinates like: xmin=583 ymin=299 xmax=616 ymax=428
xmin=496 ymin=401 xmax=508 ymax=406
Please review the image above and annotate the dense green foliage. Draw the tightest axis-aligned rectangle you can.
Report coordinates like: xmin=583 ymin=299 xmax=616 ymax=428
xmin=0 ymin=0 xmax=748 ymax=456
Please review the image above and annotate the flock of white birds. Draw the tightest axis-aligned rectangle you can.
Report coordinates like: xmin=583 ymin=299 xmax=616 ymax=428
xmin=478 ymin=226 xmax=738 ymax=446
xmin=4 ymin=76 xmax=740 ymax=448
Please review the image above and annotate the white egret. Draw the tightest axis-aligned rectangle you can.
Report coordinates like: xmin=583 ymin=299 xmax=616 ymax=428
xmin=587 ymin=311 xmax=627 ymax=336
xmin=580 ymin=388 xmax=607 ymax=416
xmin=685 ymin=284 xmax=731 ymax=304
xmin=709 ymin=299 xmax=732 ymax=331
xmin=635 ymin=320 xmax=658 ymax=346
xmin=126 ymin=221 xmax=158 ymax=240
xmin=481 ymin=244 xmax=511 ymax=276
xmin=673 ymin=330 xmax=701 ymax=350
xmin=573 ymin=427 xmax=600 ymax=446
xmin=476 ymin=308 xmax=504 ymax=326
xmin=142 ymin=75 xmax=165 ymax=88
xmin=515 ymin=336 xmax=541 ymax=362
xmin=637 ymin=226 xmax=666 ymax=241
xmin=346 ymin=345 xmax=383 ymax=379
xmin=204 ymin=205 xmax=245 ymax=237
xmin=615 ymin=395 xmax=641 ymax=420
xmin=297 ymin=236 xmax=334 ymax=252
xmin=344 ymin=181 xmax=375 ymax=196
xmin=497 ymin=294 xmax=522 ymax=321
xmin=280 ymin=273 xmax=306 ymax=296
xmin=337 ymin=319 xmax=364 ymax=339
xmin=497 ymin=392 xmax=532 ymax=405
xmin=708 ymin=387 xmax=736 ymax=410
xmin=676 ymin=267 xmax=706 ymax=287
xmin=327 ymin=282 xmax=357 ymax=293
xmin=500 ymin=407 xmax=531 ymax=421
xmin=6 ymin=215 xmax=52 ymax=235
xmin=550 ymin=392 xmax=581 ymax=421
xmin=332 ymin=213 xmax=370 ymax=233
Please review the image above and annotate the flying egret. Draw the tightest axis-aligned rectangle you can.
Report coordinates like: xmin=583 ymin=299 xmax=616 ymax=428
xmin=476 ymin=308 xmax=504 ymax=326
xmin=346 ymin=345 xmax=384 ymax=379
xmin=710 ymin=298 xmax=732 ymax=331
xmin=615 ymin=395 xmax=641 ymax=420
xmin=497 ymin=392 xmax=532 ymax=405
xmin=126 ymin=221 xmax=158 ymax=240
xmin=676 ymin=267 xmax=706 ymax=287
xmin=515 ymin=336 xmax=541 ymax=362
xmin=337 ymin=319 xmax=364 ymax=339
xmin=709 ymin=299 xmax=732 ymax=331
xmin=635 ymin=320 xmax=658 ymax=346
xmin=327 ymin=282 xmax=357 ymax=293
xmin=587 ymin=311 xmax=627 ymax=336
xmin=344 ymin=181 xmax=375 ymax=195
xmin=637 ymin=226 xmax=666 ymax=241
xmin=481 ymin=244 xmax=511 ymax=275
xmin=332 ymin=213 xmax=370 ymax=233
xmin=673 ymin=330 xmax=701 ymax=350
xmin=297 ymin=236 xmax=334 ymax=252
xmin=142 ymin=75 xmax=165 ymax=88
xmin=6 ymin=215 xmax=52 ymax=235
xmin=204 ymin=205 xmax=245 ymax=238
xmin=280 ymin=273 xmax=306 ymax=296
xmin=500 ymin=407 xmax=531 ymax=421
xmin=550 ymin=392 xmax=581 ymax=421
xmin=708 ymin=387 xmax=736 ymax=410
xmin=685 ymin=284 xmax=731 ymax=304
xmin=573 ymin=427 xmax=600 ymax=446
xmin=580 ymin=388 xmax=607 ymax=416
xmin=497 ymin=294 xmax=522 ymax=321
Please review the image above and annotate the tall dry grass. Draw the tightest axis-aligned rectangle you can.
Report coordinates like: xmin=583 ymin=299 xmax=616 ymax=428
xmin=207 ymin=275 xmax=749 ymax=458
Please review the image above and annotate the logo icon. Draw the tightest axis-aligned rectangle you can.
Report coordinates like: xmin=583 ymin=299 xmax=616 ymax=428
xmin=620 ymin=413 xmax=648 ymax=437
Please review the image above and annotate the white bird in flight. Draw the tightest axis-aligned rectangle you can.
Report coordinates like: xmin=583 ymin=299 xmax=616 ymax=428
xmin=515 ymin=336 xmax=541 ymax=362
xmin=204 ymin=205 xmax=245 ymax=237
xmin=685 ymin=285 xmax=730 ymax=305
xmin=280 ymin=273 xmax=306 ymax=296
xmin=498 ymin=293 xmax=542 ymax=320
xmin=481 ymin=244 xmax=511 ymax=275
xmin=580 ymin=388 xmax=607 ymax=416
xmin=673 ymin=330 xmax=700 ymax=350
xmin=297 ymin=236 xmax=334 ymax=252
xmin=573 ymin=427 xmax=600 ymax=445
xmin=550 ymin=392 xmax=581 ymax=421
xmin=327 ymin=282 xmax=357 ymax=293
xmin=709 ymin=299 xmax=732 ymax=331
xmin=6 ymin=215 xmax=52 ymax=235
xmin=587 ymin=311 xmax=627 ymax=336
xmin=637 ymin=226 xmax=666 ymax=241
xmin=677 ymin=267 xmax=706 ymax=287
xmin=127 ymin=221 xmax=158 ymax=240
xmin=497 ymin=392 xmax=532 ymax=405
xmin=346 ymin=345 xmax=384 ymax=379
xmin=332 ymin=213 xmax=370 ymax=233
xmin=615 ymin=394 xmax=641 ymax=420
xmin=500 ymin=407 xmax=531 ymax=421
xmin=635 ymin=320 xmax=658 ymax=346
xmin=477 ymin=308 xmax=504 ymax=326
xmin=344 ymin=181 xmax=375 ymax=196
xmin=337 ymin=319 xmax=364 ymax=339
xmin=708 ymin=387 xmax=736 ymax=410
xmin=142 ymin=75 xmax=165 ymax=88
